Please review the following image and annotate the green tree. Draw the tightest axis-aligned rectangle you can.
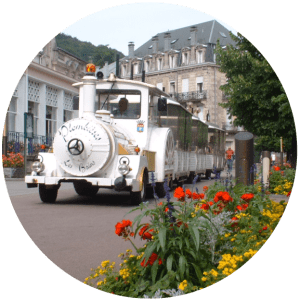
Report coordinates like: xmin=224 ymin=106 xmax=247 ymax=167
xmin=215 ymin=33 xmax=296 ymax=167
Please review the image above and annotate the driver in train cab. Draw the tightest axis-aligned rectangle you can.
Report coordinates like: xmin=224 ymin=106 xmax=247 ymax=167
xmin=226 ymin=147 xmax=234 ymax=171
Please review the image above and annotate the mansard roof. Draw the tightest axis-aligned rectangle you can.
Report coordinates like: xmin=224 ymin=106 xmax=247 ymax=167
xmin=134 ymin=20 xmax=236 ymax=58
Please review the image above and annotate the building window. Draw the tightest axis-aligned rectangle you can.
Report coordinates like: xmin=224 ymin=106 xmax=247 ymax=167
xmin=197 ymin=50 xmax=203 ymax=63
xmin=122 ymin=65 xmax=127 ymax=77
xmin=170 ymin=82 xmax=176 ymax=95
xmin=169 ymin=56 xmax=176 ymax=68
xmin=145 ymin=61 xmax=150 ymax=72
xmin=64 ymin=110 xmax=73 ymax=122
xmin=7 ymin=98 xmax=17 ymax=132
xmin=46 ymin=106 xmax=57 ymax=138
xmin=197 ymin=82 xmax=203 ymax=93
xmin=183 ymin=52 xmax=188 ymax=65
xmin=28 ymin=101 xmax=39 ymax=135
xmin=63 ymin=92 xmax=73 ymax=111
xmin=157 ymin=58 xmax=162 ymax=70
xmin=133 ymin=63 xmax=139 ymax=75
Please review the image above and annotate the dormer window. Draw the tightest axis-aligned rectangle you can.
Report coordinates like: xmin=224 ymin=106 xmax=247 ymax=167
xmin=157 ymin=58 xmax=163 ymax=70
xmin=145 ymin=60 xmax=150 ymax=72
xmin=182 ymin=52 xmax=189 ymax=65
xmin=122 ymin=65 xmax=127 ymax=77
xmin=197 ymin=50 xmax=203 ymax=63
xmin=169 ymin=55 xmax=176 ymax=68
xmin=133 ymin=63 xmax=139 ymax=74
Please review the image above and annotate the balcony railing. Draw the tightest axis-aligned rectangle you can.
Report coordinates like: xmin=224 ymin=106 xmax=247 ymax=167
xmin=170 ymin=90 xmax=207 ymax=103
xmin=222 ymin=123 xmax=244 ymax=132
xmin=6 ymin=131 xmax=54 ymax=155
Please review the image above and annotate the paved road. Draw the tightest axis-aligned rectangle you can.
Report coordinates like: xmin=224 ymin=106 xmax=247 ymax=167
xmin=5 ymin=176 xmax=222 ymax=283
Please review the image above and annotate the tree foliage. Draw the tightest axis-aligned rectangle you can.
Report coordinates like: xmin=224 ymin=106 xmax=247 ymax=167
xmin=55 ymin=33 xmax=124 ymax=67
xmin=215 ymin=33 xmax=296 ymax=151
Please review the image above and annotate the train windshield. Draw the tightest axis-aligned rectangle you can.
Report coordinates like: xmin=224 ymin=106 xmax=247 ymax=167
xmin=97 ymin=89 xmax=141 ymax=119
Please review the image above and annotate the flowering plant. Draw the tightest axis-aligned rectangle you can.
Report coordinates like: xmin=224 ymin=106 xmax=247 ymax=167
xmin=268 ymin=165 xmax=295 ymax=195
xmin=2 ymin=153 xmax=24 ymax=168
xmin=85 ymin=176 xmax=288 ymax=297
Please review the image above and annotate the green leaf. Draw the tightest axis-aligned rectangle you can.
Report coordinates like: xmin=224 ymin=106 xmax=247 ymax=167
xmin=158 ymin=227 xmax=166 ymax=252
xmin=191 ymin=263 xmax=203 ymax=281
xmin=151 ymin=259 xmax=159 ymax=283
xmin=179 ymin=255 xmax=186 ymax=280
xmin=143 ymin=241 xmax=158 ymax=263
xmin=189 ymin=226 xmax=200 ymax=251
xmin=166 ymin=254 xmax=173 ymax=272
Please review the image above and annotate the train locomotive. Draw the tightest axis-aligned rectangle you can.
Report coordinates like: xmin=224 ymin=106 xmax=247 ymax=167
xmin=25 ymin=64 xmax=225 ymax=204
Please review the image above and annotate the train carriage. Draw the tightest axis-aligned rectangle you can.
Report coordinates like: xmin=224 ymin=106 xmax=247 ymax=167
xmin=25 ymin=65 xmax=225 ymax=204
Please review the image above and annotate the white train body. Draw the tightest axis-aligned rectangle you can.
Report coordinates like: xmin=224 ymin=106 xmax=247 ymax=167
xmin=25 ymin=69 xmax=225 ymax=203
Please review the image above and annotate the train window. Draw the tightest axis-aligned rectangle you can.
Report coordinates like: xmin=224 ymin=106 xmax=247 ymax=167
xmin=98 ymin=89 xmax=141 ymax=119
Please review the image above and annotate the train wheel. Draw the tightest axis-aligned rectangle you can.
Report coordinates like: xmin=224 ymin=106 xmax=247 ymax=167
xmin=156 ymin=182 xmax=166 ymax=198
xmin=205 ymin=170 xmax=212 ymax=179
xmin=73 ymin=182 xmax=99 ymax=197
xmin=130 ymin=174 xmax=146 ymax=205
xmin=39 ymin=184 xmax=58 ymax=203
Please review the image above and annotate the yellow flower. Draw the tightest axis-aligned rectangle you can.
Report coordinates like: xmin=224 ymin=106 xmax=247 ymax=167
xmin=178 ymin=280 xmax=188 ymax=290
xmin=201 ymin=277 xmax=207 ymax=282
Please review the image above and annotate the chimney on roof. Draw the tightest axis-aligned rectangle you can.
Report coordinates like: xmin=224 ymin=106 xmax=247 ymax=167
xmin=128 ymin=42 xmax=135 ymax=59
xmin=164 ymin=32 xmax=171 ymax=52
xmin=190 ymin=26 xmax=197 ymax=46
xmin=152 ymin=36 xmax=159 ymax=53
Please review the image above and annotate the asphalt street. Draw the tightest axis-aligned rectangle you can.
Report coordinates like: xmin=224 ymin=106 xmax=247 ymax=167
xmin=5 ymin=175 xmax=223 ymax=283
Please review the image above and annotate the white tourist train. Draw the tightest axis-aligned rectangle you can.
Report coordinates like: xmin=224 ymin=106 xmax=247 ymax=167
xmin=25 ymin=64 xmax=225 ymax=204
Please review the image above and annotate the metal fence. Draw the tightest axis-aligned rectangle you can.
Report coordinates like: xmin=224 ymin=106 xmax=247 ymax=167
xmin=5 ymin=131 xmax=54 ymax=155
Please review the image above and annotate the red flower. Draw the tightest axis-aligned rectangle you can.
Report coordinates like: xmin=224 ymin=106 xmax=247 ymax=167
xmin=273 ymin=166 xmax=280 ymax=171
xmin=164 ymin=207 xmax=169 ymax=212
xmin=200 ymin=203 xmax=209 ymax=210
xmin=236 ymin=205 xmax=243 ymax=211
xmin=141 ymin=253 xmax=162 ymax=267
xmin=115 ymin=220 xmax=132 ymax=237
xmin=214 ymin=191 xmax=232 ymax=203
xmin=287 ymin=191 xmax=291 ymax=197
xmin=241 ymin=193 xmax=254 ymax=202
xmin=203 ymin=186 xmax=208 ymax=192
xmin=174 ymin=187 xmax=185 ymax=201
xmin=263 ymin=226 xmax=268 ymax=231
xmin=186 ymin=189 xmax=192 ymax=198
xmin=242 ymin=203 xmax=248 ymax=210
xmin=139 ymin=224 xmax=154 ymax=240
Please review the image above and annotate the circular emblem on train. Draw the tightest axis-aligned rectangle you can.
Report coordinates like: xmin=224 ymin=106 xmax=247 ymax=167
xmin=53 ymin=118 xmax=112 ymax=176
xmin=137 ymin=120 xmax=145 ymax=133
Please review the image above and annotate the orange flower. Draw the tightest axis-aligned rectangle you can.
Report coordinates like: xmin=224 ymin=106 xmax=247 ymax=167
xmin=213 ymin=191 xmax=232 ymax=203
xmin=186 ymin=189 xmax=192 ymax=198
xmin=203 ymin=186 xmax=208 ymax=192
xmin=241 ymin=193 xmax=254 ymax=202
xmin=139 ymin=224 xmax=154 ymax=240
xmin=174 ymin=187 xmax=185 ymax=201
xmin=115 ymin=220 xmax=132 ymax=237
xmin=141 ymin=253 xmax=162 ymax=267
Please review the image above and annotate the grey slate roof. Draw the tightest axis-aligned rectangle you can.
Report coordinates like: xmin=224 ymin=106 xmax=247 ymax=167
xmin=133 ymin=20 xmax=236 ymax=58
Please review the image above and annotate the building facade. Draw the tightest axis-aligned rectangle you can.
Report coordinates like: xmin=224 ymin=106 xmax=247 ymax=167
xmin=5 ymin=38 xmax=86 ymax=153
xmin=114 ymin=20 xmax=243 ymax=151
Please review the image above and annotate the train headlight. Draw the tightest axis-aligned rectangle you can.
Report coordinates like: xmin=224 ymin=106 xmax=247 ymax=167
xmin=118 ymin=163 xmax=130 ymax=176
xmin=31 ymin=161 xmax=45 ymax=173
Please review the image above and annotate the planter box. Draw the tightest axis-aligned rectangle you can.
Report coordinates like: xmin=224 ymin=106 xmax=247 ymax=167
xmin=3 ymin=168 xmax=25 ymax=178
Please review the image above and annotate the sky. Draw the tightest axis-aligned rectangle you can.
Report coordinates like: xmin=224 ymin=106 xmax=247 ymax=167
xmin=62 ymin=3 xmax=238 ymax=55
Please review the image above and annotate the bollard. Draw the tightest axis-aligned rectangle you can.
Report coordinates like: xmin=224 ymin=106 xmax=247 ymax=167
xmin=235 ymin=132 xmax=254 ymax=185
xmin=262 ymin=151 xmax=271 ymax=188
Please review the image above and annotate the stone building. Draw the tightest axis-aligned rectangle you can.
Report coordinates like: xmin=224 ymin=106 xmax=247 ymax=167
xmin=5 ymin=38 xmax=86 ymax=152
xmin=113 ymin=20 xmax=243 ymax=150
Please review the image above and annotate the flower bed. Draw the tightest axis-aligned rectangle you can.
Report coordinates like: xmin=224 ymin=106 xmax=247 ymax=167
xmin=2 ymin=153 xmax=25 ymax=178
xmin=84 ymin=178 xmax=288 ymax=297
xmin=268 ymin=164 xmax=295 ymax=195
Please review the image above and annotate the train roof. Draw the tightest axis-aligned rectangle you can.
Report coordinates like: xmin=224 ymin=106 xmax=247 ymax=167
xmin=73 ymin=76 xmax=170 ymax=98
